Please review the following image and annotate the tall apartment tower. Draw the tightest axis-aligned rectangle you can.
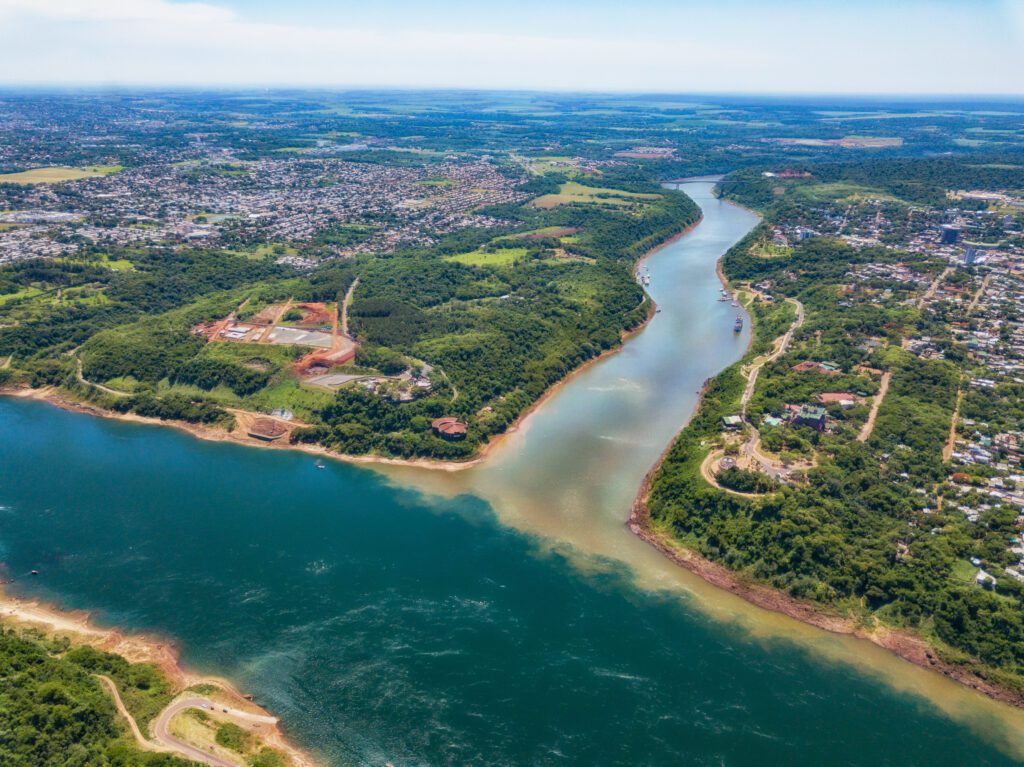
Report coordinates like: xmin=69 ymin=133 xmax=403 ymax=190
xmin=940 ymin=224 xmax=961 ymax=245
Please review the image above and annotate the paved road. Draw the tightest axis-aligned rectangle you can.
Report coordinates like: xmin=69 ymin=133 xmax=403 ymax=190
xmin=152 ymin=699 xmax=244 ymax=767
xmin=153 ymin=697 xmax=275 ymax=767
xmin=97 ymin=674 xmax=275 ymax=767
xmin=917 ymin=266 xmax=953 ymax=309
xmin=700 ymin=296 xmax=809 ymax=497
xmin=966 ymin=274 xmax=991 ymax=315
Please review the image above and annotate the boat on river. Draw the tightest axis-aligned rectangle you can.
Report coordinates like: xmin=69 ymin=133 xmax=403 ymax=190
xmin=734 ymin=315 xmax=744 ymax=332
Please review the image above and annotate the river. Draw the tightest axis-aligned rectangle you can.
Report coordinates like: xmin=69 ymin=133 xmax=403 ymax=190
xmin=2 ymin=182 xmax=1024 ymax=765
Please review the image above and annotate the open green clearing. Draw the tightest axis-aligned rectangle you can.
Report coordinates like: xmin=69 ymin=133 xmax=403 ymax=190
xmin=446 ymin=247 xmax=529 ymax=267
xmin=792 ymin=182 xmax=899 ymax=204
xmin=227 ymin=243 xmax=298 ymax=260
xmin=530 ymin=181 xmax=660 ymax=209
xmin=0 ymin=165 xmax=123 ymax=184
xmin=0 ymin=286 xmax=43 ymax=306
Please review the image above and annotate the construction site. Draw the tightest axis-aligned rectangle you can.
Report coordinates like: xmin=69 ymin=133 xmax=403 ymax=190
xmin=192 ymin=299 xmax=360 ymax=377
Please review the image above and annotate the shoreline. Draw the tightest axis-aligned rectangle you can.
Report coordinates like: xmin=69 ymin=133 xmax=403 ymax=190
xmin=626 ymin=248 xmax=1024 ymax=712
xmin=0 ymin=589 xmax=320 ymax=767
xmin=627 ymin=496 xmax=1024 ymax=710
xmin=0 ymin=216 xmax=702 ymax=476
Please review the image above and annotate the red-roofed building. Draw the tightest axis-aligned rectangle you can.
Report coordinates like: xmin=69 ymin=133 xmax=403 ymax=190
xmin=432 ymin=417 xmax=468 ymax=440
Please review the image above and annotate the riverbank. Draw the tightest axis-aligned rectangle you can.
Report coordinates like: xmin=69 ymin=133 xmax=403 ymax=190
xmin=0 ymin=588 xmax=319 ymax=767
xmin=0 ymin=216 xmax=701 ymax=475
xmin=627 ymin=246 xmax=1024 ymax=712
xmin=627 ymin=494 xmax=1024 ymax=709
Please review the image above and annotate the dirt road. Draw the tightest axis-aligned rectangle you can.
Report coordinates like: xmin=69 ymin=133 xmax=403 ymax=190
xmin=97 ymin=676 xmax=170 ymax=755
xmin=943 ymin=386 xmax=964 ymax=462
xmin=857 ymin=369 xmax=892 ymax=443
xmin=340 ymin=276 xmax=360 ymax=337
xmin=740 ymin=297 xmax=804 ymax=415
xmin=74 ymin=356 xmax=129 ymax=397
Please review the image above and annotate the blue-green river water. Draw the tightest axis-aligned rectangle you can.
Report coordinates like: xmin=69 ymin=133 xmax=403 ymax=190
xmin=2 ymin=183 xmax=1024 ymax=765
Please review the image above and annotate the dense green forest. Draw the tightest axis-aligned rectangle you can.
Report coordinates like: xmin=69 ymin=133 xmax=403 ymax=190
xmin=0 ymin=628 xmax=197 ymax=767
xmin=0 ymin=170 xmax=699 ymax=460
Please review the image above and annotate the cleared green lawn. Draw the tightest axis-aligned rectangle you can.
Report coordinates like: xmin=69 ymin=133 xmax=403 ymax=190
xmin=507 ymin=226 xmax=580 ymax=240
xmin=751 ymin=241 xmax=794 ymax=259
xmin=99 ymin=257 xmax=135 ymax=272
xmin=53 ymin=254 xmax=134 ymax=273
xmin=0 ymin=286 xmax=43 ymax=306
xmin=226 ymin=243 xmax=297 ymax=260
xmin=0 ymin=165 xmax=123 ymax=184
xmin=530 ymin=181 xmax=660 ymax=209
xmin=792 ymin=182 xmax=899 ymax=204
xmin=446 ymin=247 xmax=529 ymax=267
xmin=951 ymin=559 xmax=979 ymax=585
xmin=246 ymin=378 xmax=336 ymax=420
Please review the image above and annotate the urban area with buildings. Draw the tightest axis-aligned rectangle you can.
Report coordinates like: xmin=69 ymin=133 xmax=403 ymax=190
xmin=744 ymin=184 xmax=1024 ymax=589
xmin=0 ymin=145 xmax=526 ymax=266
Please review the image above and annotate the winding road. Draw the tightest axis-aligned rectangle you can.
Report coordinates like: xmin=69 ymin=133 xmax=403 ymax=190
xmin=700 ymin=295 xmax=809 ymax=496
xmin=97 ymin=675 xmax=276 ymax=767
xmin=740 ymin=297 xmax=804 ymax=416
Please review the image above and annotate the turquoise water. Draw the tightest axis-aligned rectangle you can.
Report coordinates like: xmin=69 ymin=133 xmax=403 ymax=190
xmin=2 ymin=184 xmax=1024 ymax=765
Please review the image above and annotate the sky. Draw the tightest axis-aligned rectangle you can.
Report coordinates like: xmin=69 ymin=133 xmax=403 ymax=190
xmin=0 ymin=0 xmax=1022 ymax=94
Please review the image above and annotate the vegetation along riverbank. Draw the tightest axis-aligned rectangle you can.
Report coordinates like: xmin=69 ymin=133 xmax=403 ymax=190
xmin=636 ymin=157 xmax=1024 ymax=707
xmin=0 ymin=591 xmax=318 ymax=767
xmin=0 ymin=168 xmax=700 ymax=469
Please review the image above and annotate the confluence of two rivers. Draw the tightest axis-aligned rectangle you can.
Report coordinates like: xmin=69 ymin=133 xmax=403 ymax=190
xmin=2 ymin=182 xmax=1023 ymax=765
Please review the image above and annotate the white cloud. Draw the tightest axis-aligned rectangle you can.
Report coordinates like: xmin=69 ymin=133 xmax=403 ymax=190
xmin=0 ymin=0 xmax=1021 ymax=93
xmin=0 ymin=0 xmax=234 ymax=24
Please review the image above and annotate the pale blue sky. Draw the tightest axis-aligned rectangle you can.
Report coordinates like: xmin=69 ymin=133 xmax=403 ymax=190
xmin=0 ymin=0 xmax=1022 ymax=93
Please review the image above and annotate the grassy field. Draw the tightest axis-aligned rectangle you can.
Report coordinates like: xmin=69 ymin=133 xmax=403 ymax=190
xmin=0 ymin=165 xmax=123 ymax=184
xmin=530 ymin=181 xmax=659 ymax=209
xmin=446 ymin=247 xmax=529 ymax=267
xmin=199 ymin=340 xmax=299 ymax=369
xmin=65 ymin=254 xmax=135 ymax=272
xmin=521 ymin=156 xmax=580 ymax=176
xmin=98 ymin=256 xmax=135 ymax=271
xmin=750 ymin=241 xmax=794 ymax=259
xmin=951 ymin=559 xmax=979 ymax=585
xmin=246 ymin=378 xmax=336 ymax=419
xmin=792 ymin=182 xmax=899 ymax=204
xmin=507 ymin=226 xmax=579 ymax=240
xmin=226 ymin=242 xmax=297 ymax=260
xmin=0 ymin=286 xmax=43 ymax=306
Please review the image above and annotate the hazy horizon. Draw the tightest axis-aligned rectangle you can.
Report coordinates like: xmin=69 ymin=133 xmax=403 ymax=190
xmin=1 ymin=0 xmax=1022 ymax=94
